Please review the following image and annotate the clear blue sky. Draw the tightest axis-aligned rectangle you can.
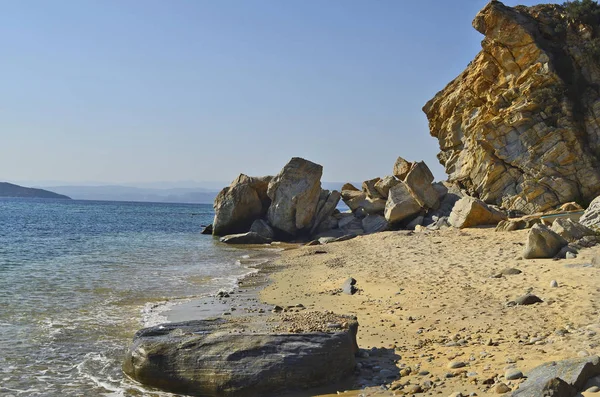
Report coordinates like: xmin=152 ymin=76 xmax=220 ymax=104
xmin=1 ymin=0 xmax=543 ymax=186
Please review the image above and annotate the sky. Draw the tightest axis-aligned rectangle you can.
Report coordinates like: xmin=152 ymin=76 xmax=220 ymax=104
xmin=1 ymin=0 xmax=544 ymax=186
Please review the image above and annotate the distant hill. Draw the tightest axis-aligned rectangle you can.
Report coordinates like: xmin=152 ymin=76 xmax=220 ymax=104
xmin=0 ymin=182 xmax=71 ymax=199
xmin=45 ymin=185 xmax=218 ymax=204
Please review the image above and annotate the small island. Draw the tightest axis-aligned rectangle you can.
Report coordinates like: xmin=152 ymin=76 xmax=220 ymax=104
xmin=0 ymin=182 xmax=71 ymax=200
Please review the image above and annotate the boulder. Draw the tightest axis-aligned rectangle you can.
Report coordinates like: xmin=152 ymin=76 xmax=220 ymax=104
xmin=551 ymin=218 xmax=595 ymax=243
xmin=338 ymin=216 xmax=364 ymax=236
xmin=219 ymin=232 xmax=272 ymax=245
xmin=310 ymin=190 xmax=341 ymax=235
xmin=249 ymin=219 xmax=275 ymax=240
xmin=448 ymin=197 xmax=507 ymax=228
xmin=393 ymin=156 xmax=413 ymax=180
xmin=267 ymin=158 xmax=322 ymax=237
xmin=201 ymin=224 xmax=213 ymax=235
xmin=213 ymin=174 xmax=272 ymax=236
xmin=404 ymin=162 xmax=440 ymax=210
xmin=362 ymin=214 xmax=389 ymax=234
xmin=362 ymin=178 xmax=383 ymax=199
xmin=406 ymin=215 xmax=424 ymax=230
xmin=340 ymin=190 xmax=367 ymax=212
xmin=580 ymin=196 xmax=600 ymax=230
xmin=423 ymin=1 xmax=600 ymax=214
xmin=340 ymin=190 xmax=385 ymax=215
xmin=523 ymin=224 xmax=568 ymax=259
xmin=511 ymin=356 xmax=600 ymax=397
xmin=384 ymin=182 xmax=422 ymax=225
xmin=374 ymin=176 xmax=400 ymax=199
xmin=341 ymin=183 xmax=359 ymax=191
xmin=123 ymin=316 xmax=359 ymax=397
xmin=495 ymin=219 xmax=526 ymax=232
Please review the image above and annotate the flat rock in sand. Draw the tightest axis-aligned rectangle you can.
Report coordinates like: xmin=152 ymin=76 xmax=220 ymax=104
xmin=123 ymin=315 xmax=359 ymax=397
xmin=511 ymin=356 xmax=600 ymax=396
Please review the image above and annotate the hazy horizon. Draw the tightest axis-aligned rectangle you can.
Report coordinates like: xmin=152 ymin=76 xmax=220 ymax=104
xmin=2 ymin=0 xmax=543 ymax=184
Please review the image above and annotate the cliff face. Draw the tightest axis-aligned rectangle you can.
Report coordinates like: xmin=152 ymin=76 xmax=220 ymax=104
xmin=423 ymin=0 xmax=600 ymax=214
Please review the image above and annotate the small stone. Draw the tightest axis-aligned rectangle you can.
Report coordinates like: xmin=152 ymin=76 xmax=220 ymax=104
xmin=566 ymin=252 xmax=577 ymax=259
xmin=272 ymin=305 xmax=284 ymax=313
xmin=514 ymin=294 xmax=543 ymax=305
xmin=550 ymin=280 xmax=559 ymax=288
xmin=495 ymin=382 xmax=511 ymax=393
xmin=586 ymin=386 xmax=600 ymax=392
xmin=418 ymin=370 xmax=430 ymax=376
xmin=409 ymin=385 xmax=423 ymax=393
xmin=501 ymin=268 xmax=522 ymax=275
xmin=400 ymin=367 xmax=411 ymax=377
xmin=505 ymin=368 xmax=523 ymax=380
xmin=448 ymin=361 xmax=466 ymax=369
xmin=449 ymin=393 xmax=464 ymax=397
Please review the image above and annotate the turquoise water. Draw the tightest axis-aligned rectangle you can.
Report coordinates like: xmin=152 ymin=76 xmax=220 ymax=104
xmin=0 ymin=198 xmax=260 ymax=396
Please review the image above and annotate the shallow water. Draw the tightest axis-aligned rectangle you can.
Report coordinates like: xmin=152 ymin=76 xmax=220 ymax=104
xmin=0 ymin=198 xmax=258 ymax=396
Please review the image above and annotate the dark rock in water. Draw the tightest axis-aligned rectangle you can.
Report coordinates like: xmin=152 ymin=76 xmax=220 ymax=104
xmin=511 ymin=356 xmax=600 ymax=396
xmin=219 ymin=232 xmax=272 ymax=245
xmin=201 ymin=224 xmax=213 ymax=235
xmin=249 ymin=219 xmax=275 ymax=240
xmin=342 ymin=277 xmax=357 ymax=295
xmin=123 ymin=317 xmax=359 ymax=397
xmin=514 ymin=294 xmax=543 ymax=306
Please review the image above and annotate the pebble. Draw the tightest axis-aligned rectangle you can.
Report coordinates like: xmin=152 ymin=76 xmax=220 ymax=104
xmin=501 ymin=268 xmax=522 ymax=275
xmin=550 ymin=280 xmax=559 ymax=288
xmin=409 ymin=385 xmax=423 ymax=393
xmin=505 ymin=368 xmax=523 ymax=380
xmin=418 ymin=370 xmax=430 ymax=376
xmin=399 ymin=367 xmax=411 ymax=377
xmin=586 ymin=386 xmax=600 ymax=392
xmin=566 ymin=252 xmax=577 ymax=259
xmin=448 ymin=361 xmax=466 ymax=369
xmin=495 ymin=382 xmax=511 ymax=393
xmin=514 ymin=294 xmax=543 ymax=305
xmin=448 ymin=393 xmax=464 ymax=397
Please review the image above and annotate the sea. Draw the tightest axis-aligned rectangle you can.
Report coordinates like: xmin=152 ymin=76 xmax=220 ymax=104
xmin=0 ymin=198 xmax=270 ymax=396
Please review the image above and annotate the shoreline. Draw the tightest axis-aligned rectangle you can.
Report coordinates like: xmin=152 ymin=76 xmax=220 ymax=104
xmin=259 ymin=228 xmax=600 ymax=396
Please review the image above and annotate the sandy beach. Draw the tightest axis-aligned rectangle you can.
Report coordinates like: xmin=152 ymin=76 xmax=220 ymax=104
xmin=260 ymin=227 xmax=600 ymax=396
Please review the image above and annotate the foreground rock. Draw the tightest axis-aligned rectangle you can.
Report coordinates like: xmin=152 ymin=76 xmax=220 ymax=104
xmin=123 ymin=314 xmax=359 ymax=397
xmin=448 ymin=197 xmax=506 ymax=229
xmin=213 ymin=175 xmax=271 ymax=236
xmin=523 ymin=224 xmax=567 ymax=259
xmin=423 ymin=1 xmax=600 ymax=214
xmin=512 ymin=356 xmax=600 ymax=396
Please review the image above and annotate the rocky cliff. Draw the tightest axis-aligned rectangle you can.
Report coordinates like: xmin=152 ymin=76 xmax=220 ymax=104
xmin=423 ymin=0 xmax=600 ymax=214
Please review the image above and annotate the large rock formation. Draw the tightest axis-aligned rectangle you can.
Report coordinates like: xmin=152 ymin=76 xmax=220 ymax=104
xmin=213 ymin=175 xmax=272 ymax=236
xmin=423 ymin=1 xmax=600 ymax=214
xmin=267 ymin=157 xmax=324 ymax=237
xmin=123 ymin=316 xmax=359 ymax=397
xmin=213 ymin=158 xmax=341 ymax=242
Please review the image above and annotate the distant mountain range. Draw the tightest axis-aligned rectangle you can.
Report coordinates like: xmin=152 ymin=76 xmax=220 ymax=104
xmin=0 ymin=182 xmax=71 ymax=199
xmin=44 ymin=185 xmax=219 ymax=204
xmin=0 ymin=180 xmax=358 ymax=204
xmin=42 ymin=182 xmax=356 ymax=204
